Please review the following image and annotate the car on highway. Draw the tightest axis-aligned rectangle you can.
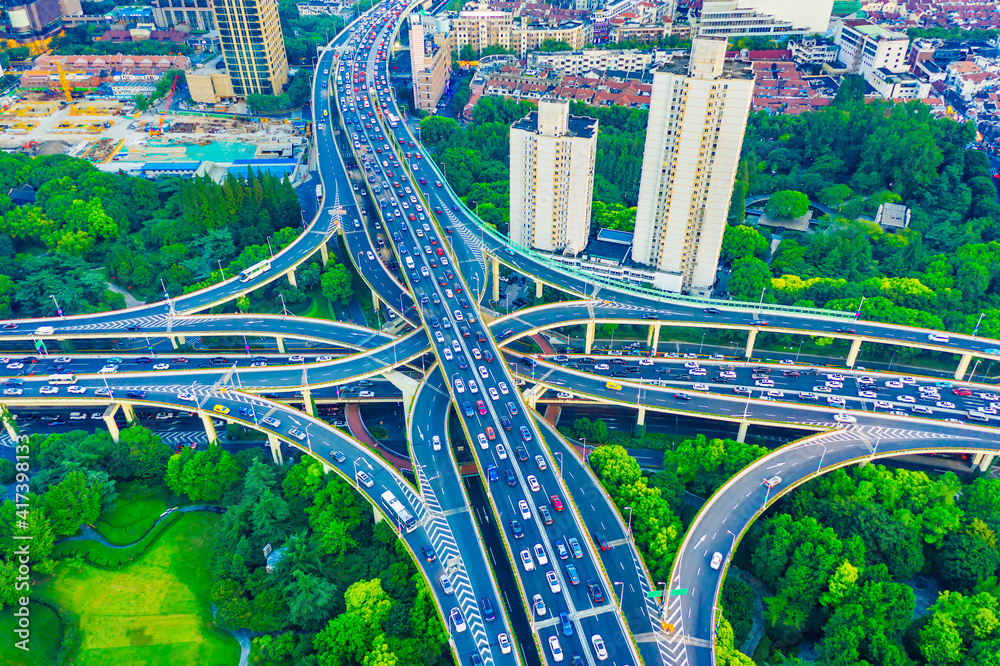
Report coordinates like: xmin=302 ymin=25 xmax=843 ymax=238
xmin=565 ymin=562 xmax=580 ymax=585
xmin=591 ymin=635 xmax=608 ymax=661
xmin=495 ymin=443 xmax=507 ymax=459
xmin=213 ymin=405 xmax=230 ymax=414
xmin=488 ymin=387 xmax=499 ymax=401
xmin=527 ymin=475 xmax=540 ymax=491
xmin=450 ymin=608 xmax=466 ymax=632
xmin=834 ymin=413 xmax=856 ymax=423
xmin=288 ymin=428 xmax=306 ymax=441
xmin=498 ymin=382 xmax=509 ymax=394
xmin=519 ymin=549 xmax=535 ymax=571
xmin=477 ymin=433 xmax=488 ymax=449
xmin=874 ymin=400 xmax=892 ymax=409
xmin=763 ymin=475 xmax=782 ymax=489
xmin=548 ymin=636 xmax=563 ymax=662
xmin=510 ymin=519 xmax=523 ymax=539
xmin=356 ymin=470 xmax=374 ymax=488
xmin=68 ymin=386 xmax=86 ymax=394
xmin=547 ymin=570 xmax=561 ymax=594
xmin=2 ymin=388 xmax=21 ymax=396
xmin=518 ymin=499 xmax=531 ymax=520
xmin=487 ymin=463 xmax=499 ymax=481
xmin=587 ymin=579 xmax=604 ymax=604
xmin=710 ymin=551 xmax=724 ymax=569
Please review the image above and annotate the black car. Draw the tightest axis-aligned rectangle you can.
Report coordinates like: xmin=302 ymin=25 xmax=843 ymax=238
xmin=126 ymin=390 xmax=147 ymax=399
xmin=506 ymin=469 xmax=517 ymax=487
xmin=510 ymin=518 xmax=523 ymax=536
xmin=480 ymin=598 xmax=495 ymax=622
xmin=457 ymin=354 xmax=468 ymax=369
xmin=476 ymin=332 xmax=487 ymax=343
xmin=500 ymin=417 xmax=512 ymax=431
xmin=515 ymin=445 xmax=528 ymax=462
xmin=135 ymin=357 xmax=152 ymax=363
xmin=673 ymin=393 xmax=692 ymax=401
xmin=703 ymin=307 xmax=722 ymax=314
xmin=421 ymin=545 xmax=436 ymax=562
xmin=587 ymin=579 xmax=605 ymax=604
xmin=126 ymin=324 xmax=141 ymax=331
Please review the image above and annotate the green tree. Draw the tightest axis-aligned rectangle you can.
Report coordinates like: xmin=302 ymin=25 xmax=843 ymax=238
xmin=764 ymin=190 xmax=810 ymax=220
xmin=727 ymin=257 xmax=772 ymax=301
xmin=321 ymin=263 xmax=354 ymax=305
xmin=115 ymin=425 xmax=171 ymax=480
xmin=721 ymin=225 xmax=769 ymax=263
xmin=42 ymin=471 xmax=102 ymax=536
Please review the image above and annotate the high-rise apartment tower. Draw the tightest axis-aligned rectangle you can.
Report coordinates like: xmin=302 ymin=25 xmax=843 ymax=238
xmin=212 ymin=0 xmax=288 ymax=97
xmin=509 ymin=98 xmax=598 ymax=256
xmin=631 ymin=37 xmax=753 ymax=296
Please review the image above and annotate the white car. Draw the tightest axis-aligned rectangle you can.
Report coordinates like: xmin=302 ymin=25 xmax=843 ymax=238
xmin=546 ymin=570 xmax=561 ymax=593
xmin=834 ymin=413 xmax=856 ymax=423
xmin=721 ymin=371 xmax=737 ymax=379
xmin=692 ymin=384 xmax=709 ymax=391
xmin=638 ymin=358 xmax=653 ymax=366
xmin=498 ymin=382 xmax=509 ymax=395
xmin=710 ymin=552 xmax=723 ymax=570
xmin=356 ymin=470 xmax=374 ymax=488
xmin=67 ymin=386 xmax=86 ymax=394
xmin=488 ymin=387 xmax=499 ymax=401
xmin=535 ymin=455 xmax=547 ymax=470
xmin=527 ymin=475 xmax=540 ymax=491
xmin=478 ymin=365 xmax=488 ymax=379
xmin=979 ymin=392 xmax=999 ymax=401
xmin=468 ymin=380 xmax=478 ymax=394
xmin=900 ymin=376 xmax=917 ymax=385
xmin=858 ymin=391 xmax=877 ymax=398
xmin=477 ymin=433 xmax=488 ymax=449
xmin=450 ymin=608 xmax=466 ymax=633
xmin=288 ymin=428 xmax=307 ymax=441
xmin=689 ymin=368 xmax=707 ymax=376
xmin=434 ymin=331 xmax=444 ymax=343
xmin=826 ymin=373 xmax=845 ymax=381
xmin=496 ymin=444 xmax=507 ymax=460
xmin=5 ymin=362 xmax=22 ymax=369
xmin=40 ymin=386 xmax=58 ymax=394
xmin=936 ymin=401 xmax=956 ymax=409
xmin=548 ymin=636 xmax=563 ymax=662
xmin=897 ymin=395 xmax=916 ymax=403
xmin=179 ymin=391 xmax=197 ymax=401
xmin=2 ymin=388 xmax=21 ymax=396
xmin=454 ymin=378 xmax=465 ymax=393
xmin=519 ymin=500 xmax=531 ymax=520
xmin=53 ymin=357 xmax=72 ymax=363
xmin=289 ymin=355 xmax=305 ymax=362
xmin=317 ymin=355 xmax=333 ymax=362
xmin=798 ymin=392 xmax=817 ymax=400
xmin=432 ymin=435 xmax=442 ymax=451
xmin=767 ymin=389 xmax=784 ymax=398
xmin=100 ymin=364 xmax=118 ymax=373
xmin=498 ymin=633 xmax=511 ymax=655
xmin=262 ymin=416 xmax=281 ymax=427
xmin=858 ymin=376 xmax=875 ymax=385
xmin=779 ymin=359 xmax=793 ymax=365
xmin=471 ymin=348 xmax=481 ymax=360
xmin=885 ymin=380 xmax=903 ymax=389
xmin=153 ymin=363 xmax=170 ymax=370
xmin=874 ymin=400 xmax=892 ymax=409
xmin=591 ymin=634 xmax=608 ymax=661
xmin=445 ymin=288 xmax=454 ymax=299
xmin=443 ymin=348 xmax=453 ymax=361
xmin=754 ymin=379 xmax=775 ymax=387
xmin=684 ymin=361 xmax=700 ymax=368
xmin=533 ymin=543 xmax=548 ymax=565
xmin=534 ymin=594 xmax=547 ymax=617
xmin=520 ymin=549 xmax=535 ymax=572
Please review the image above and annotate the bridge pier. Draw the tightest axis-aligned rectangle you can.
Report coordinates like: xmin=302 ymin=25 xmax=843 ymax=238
xmin=102 ymin=404 xmax=121 ymax=442
xmin=585 ymin=321 xmax=595 ymax=355
xmin=287 ymin=269 xmax=298 ymax=287
xmin=846 ymin=337 xmax=863 ymax=368
xmin=301 ymin=387 xmax=316 ymax=416
xmin=745 ymin=330 xmax=757 ymax=359
xmin=650 ymin=324 xmax=661 ymax=354
xmin=636 ymin=407 xmax=645 ymax=426
xmin=955 ymin=353 xmax=973 ymax=380
xmin=382 ymin=370 xmax=420 ymax=421
xmin=974 ymin=452 xmax=995 ymax=472
xmin=267 ymin=433 xmax=284 ymax=465
xmin=737 ymin=421 xmax=749 ymax=443
xmin=372 ymin=287 xmax=380 ymax=311
xmin=535 ymin=281 xmax=543 ymax=300
xmin=276 ymin=336 xmax=286 ymax=354
xmin=492 ymin=256 xmax=500 ymax=303
xmin=319 ymin=242 xmax=329 ymax=266
xmin=119 ymin=402 xmax=135 ymax=422
xmin=176 ymin=335 xmax=186 ymax=345
xmin=199 ymin=411 xmax=219 ymax=443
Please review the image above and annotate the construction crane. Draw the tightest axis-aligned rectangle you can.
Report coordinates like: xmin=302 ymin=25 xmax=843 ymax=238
xmin=151 ymin=75 xmax=179 ymax=135
xmin=54 ymin=61 xmax=72 ymax=103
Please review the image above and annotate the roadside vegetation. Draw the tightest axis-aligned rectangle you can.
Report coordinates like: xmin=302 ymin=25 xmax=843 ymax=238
xmin=0 ymin=426 xmax=448 ymax=665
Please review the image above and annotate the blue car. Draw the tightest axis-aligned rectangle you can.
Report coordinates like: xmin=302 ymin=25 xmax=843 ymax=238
xmin=559 ymin=611 xmax=572 ymax=636
xmin=486 ymin=464 xmax=499 ymax=482
xmin=463 ymin=401 xmax=474 ymax=417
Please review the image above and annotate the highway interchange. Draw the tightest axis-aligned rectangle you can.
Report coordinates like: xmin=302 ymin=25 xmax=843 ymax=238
xmin=3 ymin=2 xmax=1000 ymax=665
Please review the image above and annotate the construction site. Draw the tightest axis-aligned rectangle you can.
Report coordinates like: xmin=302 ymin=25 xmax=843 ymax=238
xmin=0 ymin=66 xmax=313 ymax=170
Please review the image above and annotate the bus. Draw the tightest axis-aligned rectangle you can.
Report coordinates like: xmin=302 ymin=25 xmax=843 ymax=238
xmin=48 ymin=373 xmax=77 ymax=385
xmin=380 ymin=490 xmax=417 ymax=533
xmin=385 ymin=112 xmax=399 ymax=129
xmin=239 ymin=260 xmax=271 ymax=283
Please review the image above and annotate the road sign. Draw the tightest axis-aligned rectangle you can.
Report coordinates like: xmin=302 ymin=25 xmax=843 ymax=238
xmin=646 ymin=590 xmax=663 ymax=599
xmin=669 ymin=588 xmax=687 ymax=596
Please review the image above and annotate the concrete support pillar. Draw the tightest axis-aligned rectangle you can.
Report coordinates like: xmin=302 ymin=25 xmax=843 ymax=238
xmin=585 ymin=321 xmax=595 ymax=355
xmin=373 ymin=504 xmax=383 ymax=524
xmin=268 ymin=433 xmax=284 ymax=465
xmin=979 ymin=454 xmax=995 ymax=473
xmin=846 ymin=337 xmax=863 ymax=368
xmin=276 ymin=336 xmax=286 ymax=354
xmin=535 ymin=281 xmax=543 ymax=299
xmin=287 ymin=268 xmax=297 ymax=287
xmin=492 ymin=256 xmax=500 ymax=303
xmin=1 ymin=408 xmax=17 ymax=442
xmin=119 ymin=402 xmax=135 ymax=422
xmin=319 ymin=242 xmax=329 ymax=266
xmin=170 ymin=336 xmax=179 ymax=349
xmin=745 ymin=330 xmax=757 ymax=359
xmin=651 ymin=324 xmax=661 ymax=354
xmin=737 ymin=421 xmax=749 ymax=444
xmin=955 ymin=353 xmax=973 ymax=380
xmin=177 ymin=335 xmax=186 ymax=345
xmin=636 ymin=407 xmax=645 ymax=426
xmin=646 ymin=327 xmax=653 ymax=347
xmin=102 ymin=405 xmax=121 ymax=442
xmin=200 ymin=411 xmax=219 ymax=443
xmin=372 ymin=287 xmax=380 ymax=311
xmin=302 ymin=387 xmax=316 ymax=416
xmin=322 ymin=461 xmax=334 ymax=474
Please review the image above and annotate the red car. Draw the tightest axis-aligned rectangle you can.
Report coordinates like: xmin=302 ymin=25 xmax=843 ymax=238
xmin=436 ymin=248 xmax=444 ymax=256
xmin=485 ymin=426 xmax=496 ymax=440
xmin=477 ymin=400 xmax=487 ymax=415
xmin=953 ymin=388 xmax=972 ymax=396
xmin=550 ymin=495 xmax=563 ymax=511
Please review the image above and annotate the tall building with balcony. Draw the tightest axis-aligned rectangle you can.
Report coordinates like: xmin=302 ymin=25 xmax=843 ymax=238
xmin=152 ymin=0 xmax=216 ymax=32
xmin=3 ymin=0 xmax=63 ymax=42
xmin=409 ymin=13 xmax=453 ymax=113
xmin=212 ymin=0 xmax=288 ymax=97
xmin=509 ymin=98 xmax=598 ymax=256
xmin=631 ymin=37 xmax=753 ymax=296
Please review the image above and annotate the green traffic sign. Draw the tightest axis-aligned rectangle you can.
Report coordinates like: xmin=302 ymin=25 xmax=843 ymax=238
xmin=669 ymin=588 xmax=688 ymax=596
xmin=646 ymin=590 xmax=663 ymax=599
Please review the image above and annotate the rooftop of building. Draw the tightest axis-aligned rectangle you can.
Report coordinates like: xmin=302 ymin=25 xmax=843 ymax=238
xmin=653 ymin=53 xmax=754 ymax=80
xmin=511 ymin=107 xmax=598 ymax=138
xmin=597 ymin=228 xmax=634 ymax=245
xmin=582 ymin=237 xmax=632 ymax=263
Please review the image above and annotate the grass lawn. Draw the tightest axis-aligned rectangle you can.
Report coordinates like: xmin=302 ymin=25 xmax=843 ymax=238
xmin=36 ymin=512 xmax=238 ymax=666
xmin=93 ymin=482 xmax=173 ymax=546
xmin=0 ymin=602 xmax=62 ymax=666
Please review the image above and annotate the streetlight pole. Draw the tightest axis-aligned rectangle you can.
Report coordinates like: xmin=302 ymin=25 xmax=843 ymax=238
xmin=279 ymin=293 xmax=288 ymax=316
xmin=817 ymin=442 xmax=828 ymax=473
xmin=51 ymin=295 xmax=64 ymax=317
xmin=624 ymin=505 xmax=633 ymax=536
xmin=614 ymin=581 xmax=624 ymax=611
xmin=579 ymin=437 xmax=587 ymax=461
xmin=218 ymin=260 xmax=226 ymax=280
xmin=554 ymin=451 xmax=563 ymax=480
xmin=973 ymin=312 xmax=985 ymax=337
xmin=970 ymin=359 xmax=981 ymax=383
xmin=266 ymin=236 xmax=274 ymax=258
xmin=758 ymin=287 xmax=766 ymax=311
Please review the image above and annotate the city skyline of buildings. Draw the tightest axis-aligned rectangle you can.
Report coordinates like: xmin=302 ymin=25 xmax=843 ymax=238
xmin=212 ymin=0 xmax=289 ymax=98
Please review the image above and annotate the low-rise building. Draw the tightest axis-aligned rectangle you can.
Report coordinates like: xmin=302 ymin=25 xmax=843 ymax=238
xmin=527 ymin=48 xmax=656 ymax=75
xmin=868 ymin=67 xmax=932 ymax=98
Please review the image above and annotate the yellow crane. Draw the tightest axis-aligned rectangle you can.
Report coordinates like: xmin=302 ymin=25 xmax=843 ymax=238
xmin=54 ymin=61 xmax=73 ymax=103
